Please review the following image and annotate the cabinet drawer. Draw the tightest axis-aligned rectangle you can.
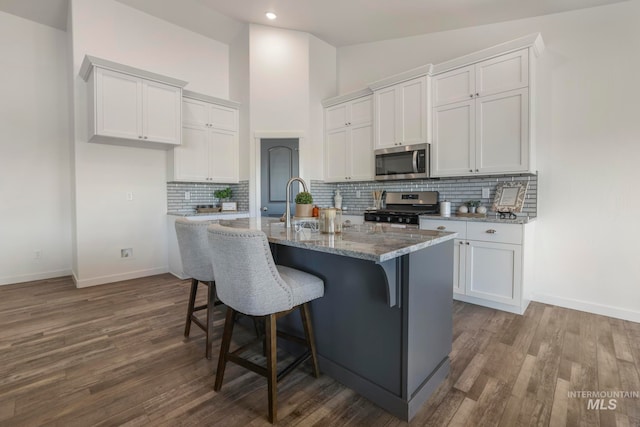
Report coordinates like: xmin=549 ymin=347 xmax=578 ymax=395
xmin=419 ymin=219 xmax=466 ymax=239
xmin=467 ymin=222 xmax=522 ymax=245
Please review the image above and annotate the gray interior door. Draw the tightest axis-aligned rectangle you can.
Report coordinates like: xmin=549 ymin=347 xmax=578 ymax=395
xmin=260 ymin=139 xmax=299 ymax=217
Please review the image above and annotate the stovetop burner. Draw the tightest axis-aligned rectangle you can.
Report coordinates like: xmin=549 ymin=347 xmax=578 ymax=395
xmin=364 ymin=191 xmax=439 ymax=225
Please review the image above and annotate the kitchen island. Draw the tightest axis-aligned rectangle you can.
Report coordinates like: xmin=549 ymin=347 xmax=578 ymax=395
xmin=218 ymin=218 xmax=457 ymax=421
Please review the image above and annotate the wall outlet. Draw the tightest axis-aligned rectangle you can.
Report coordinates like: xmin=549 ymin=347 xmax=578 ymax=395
xmin=184 ymin=191 xmax=191 ymax=200
xmin=356 ymin=190 xmax=361 ymax=198
xmin=126 ymin=192 xmax=133 ymax=201
xmin=34 ymin=250 xmax=41 ymax=260
xmin=121 ymin=248 xmax=133 ymax=258
xmin=482 ymin=188 xmax=490 ymax=198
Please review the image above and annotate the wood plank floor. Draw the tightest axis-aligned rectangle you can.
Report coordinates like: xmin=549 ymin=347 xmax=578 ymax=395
xmin=0 ymin=274 xmax=638 ymax=426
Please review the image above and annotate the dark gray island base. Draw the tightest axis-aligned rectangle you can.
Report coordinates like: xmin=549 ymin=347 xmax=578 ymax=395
xmin=219 ymin=219 xmax=456 ymax=421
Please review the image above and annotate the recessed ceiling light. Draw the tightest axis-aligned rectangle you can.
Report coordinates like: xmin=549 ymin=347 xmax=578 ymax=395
xmin=265 ymin=12 xmax=277 ymax=20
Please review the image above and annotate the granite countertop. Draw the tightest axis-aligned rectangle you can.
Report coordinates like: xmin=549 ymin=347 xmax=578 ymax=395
xmin=419 ymin=213 xmax=536 ymax=224
xmin=217 ymin=217 xmax=457 ymax=263
xmin=167 ymin=211 xmax=250 ymax=217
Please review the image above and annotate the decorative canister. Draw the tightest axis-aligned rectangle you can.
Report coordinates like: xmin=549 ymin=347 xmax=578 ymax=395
xmin=440 ymin=200 xmax=451 ymax=217
xmin=319 ymin=208 xmax=342 ymax=234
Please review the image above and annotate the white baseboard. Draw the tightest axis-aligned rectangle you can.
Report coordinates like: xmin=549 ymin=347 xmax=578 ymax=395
xmin=531 ymin=292 xmax=640 ymax=323
xmin=73 ymin=266 xmax=169 ymax=288
xmin=0 ymin=269 xmax=71 ymax=286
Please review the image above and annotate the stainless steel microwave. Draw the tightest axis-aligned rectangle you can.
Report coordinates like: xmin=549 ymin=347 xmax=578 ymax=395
xmin=374 ymin=144 xmax=430 ymax=181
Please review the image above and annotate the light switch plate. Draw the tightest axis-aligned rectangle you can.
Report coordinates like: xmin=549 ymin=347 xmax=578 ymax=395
xmin=482 ymin=188 xmax=490 ymax=198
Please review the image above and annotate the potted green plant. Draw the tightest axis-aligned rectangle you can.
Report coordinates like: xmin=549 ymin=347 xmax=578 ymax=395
xmin=214 ymin=187 xmax=233 ymax=204
xmin=466 ymin=200 xmax=480 ymax=214
xmin=294 ymin=191 xmax=314 ymax=217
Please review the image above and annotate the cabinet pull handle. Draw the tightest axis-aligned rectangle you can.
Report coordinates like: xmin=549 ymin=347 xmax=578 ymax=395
xmin=486 ymin=229 xmax=497 ymax=234
xmin=437 ymin=226 xmax=446 ymax=230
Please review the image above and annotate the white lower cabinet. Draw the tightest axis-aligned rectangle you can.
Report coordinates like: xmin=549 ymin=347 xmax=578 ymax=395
xmin=420 ymin=218 xmax=534 ymax=314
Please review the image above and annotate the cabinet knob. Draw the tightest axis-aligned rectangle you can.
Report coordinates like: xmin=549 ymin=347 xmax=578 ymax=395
xmin=469 ymin=94 xmax=474 ymax=98
xmin=138 ymin=136 xmax=142 ymax=139
xmin=398 ymin=142 xmax=402 ymax=145
xmin=459 ymin=241 xmax=464 ymax=245
xmin=466 ymin=242 xmax=470 ymax=245
xmin=143 ymin=136 xmax=148 ymax=139
xmin=486 ymin=229 xmax=497 ymax=234
xmin=475 ymin=169 xmax=479 ymax=172
xmin=469 ymin=169 xmax=473 ymax=172
xmin=476 ymin=93 xmax=480 ymax=97
xmin=437 ymin=226 xmax=446 ymax=230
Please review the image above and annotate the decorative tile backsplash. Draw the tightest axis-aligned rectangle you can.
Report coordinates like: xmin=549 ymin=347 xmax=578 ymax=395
xmin=168 ymin=175 xmax=537 ymax=217
xmin=311 ymin=174 xmax=537 ymax=217
xmin=167 ymin=181 xmax=249 ymax=214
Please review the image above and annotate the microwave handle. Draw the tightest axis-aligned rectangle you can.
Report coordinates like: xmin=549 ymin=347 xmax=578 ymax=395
xmin=412 ymin=150 xmax=418 ymax=173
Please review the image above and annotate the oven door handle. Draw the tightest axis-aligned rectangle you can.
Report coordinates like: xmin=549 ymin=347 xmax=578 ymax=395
xmin=412 ymin=150 xmax=418 ymax=173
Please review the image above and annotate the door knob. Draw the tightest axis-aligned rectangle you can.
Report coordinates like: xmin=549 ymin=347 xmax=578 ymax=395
xmin=262 ymin=207 xmax=268 ymax=211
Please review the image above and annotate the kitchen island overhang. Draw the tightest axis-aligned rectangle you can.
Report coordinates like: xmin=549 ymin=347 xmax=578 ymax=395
xmin=218 ymin=218 xmax=457 ymax=421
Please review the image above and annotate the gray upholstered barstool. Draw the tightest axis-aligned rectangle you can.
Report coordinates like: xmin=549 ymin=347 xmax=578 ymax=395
xmin=207 ymin=224 xmax=324 ymax=424
xmin=175 ymin=218 xmax=222 ymax=359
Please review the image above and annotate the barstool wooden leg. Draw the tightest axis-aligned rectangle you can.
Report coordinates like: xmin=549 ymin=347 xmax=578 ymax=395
xmin=184 ymin=279 xmax=198 ymax=337
xmin=300 ymin=303 xmax=320 ymax=378
xmin=205 ymin=281 xmax=216 ymax=359
xmin=214 ymin=307 xmax=236 ymax=391
xmin=265 ymin=313 xmax=278 ymax=423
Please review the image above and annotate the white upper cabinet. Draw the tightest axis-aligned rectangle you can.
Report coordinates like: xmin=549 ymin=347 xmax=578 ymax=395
xmin=168 ymin=92 xmax=240 ymax=183
xmin=324 ymin=95 xmax=374 ymax=182
xmin=431 ymin=48 xmax=535 ymax=177
xmin=80 ymin=55 xmax=186 ymax=150
xmin=374 ymin=75 xmax=428 ymax=149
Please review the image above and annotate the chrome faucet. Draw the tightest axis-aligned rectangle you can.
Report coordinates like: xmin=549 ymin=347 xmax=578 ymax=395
xmin=285 ymin=177 xmax=309 ymax=228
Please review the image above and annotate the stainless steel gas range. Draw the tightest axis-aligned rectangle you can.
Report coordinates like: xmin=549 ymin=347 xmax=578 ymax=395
xmin=364 ymin=191 xmax=439 ymax=225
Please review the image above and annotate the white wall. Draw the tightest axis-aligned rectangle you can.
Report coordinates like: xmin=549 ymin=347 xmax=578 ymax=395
xmin=0 ymin=12 xmax=72 ymax=285
xmin=246 ymin=25 xmax=337 ymax=215
xmin=229 ymin=25 xmax=250 ymax=181
xmin=309 ymin=35 xmax=337 ymax=181
xmin=338 ymin=0 xmax=640 ymax=321
xmin=69 ymin=0 xmax=230 ymax=286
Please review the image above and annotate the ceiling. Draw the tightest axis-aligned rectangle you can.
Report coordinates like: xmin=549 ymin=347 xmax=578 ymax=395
xmin=0 ymin=0 xmax=631 ymax=46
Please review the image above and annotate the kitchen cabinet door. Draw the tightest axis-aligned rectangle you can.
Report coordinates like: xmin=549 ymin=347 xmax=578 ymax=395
xmin=326 ymin=104 xmax=349 ymax=131
xmin=348 ymin=123 xmax=374 ymax=181
xmin=209 ymin=129 xmax=239 ymax=183
xmin=142 ymin=80 xmax=181 ymax=145
xmin=398 ymin=77 xmax=428 ymax=146
xmin=183 ymin=98 xmax=209 ymax=127
xmin=465 ymin=240 xmax=522 ymax=306
xmin=374 ymin=86 xmax=398 ymax=149
xmin=325 ymin=128 xmax=349 ymax=182
xmin=432 ymin=100 xmax=475 ymax=177
xmin=173 ymin=125 xmax=210 ymax=182
xmin=374 ymin=76 xmax=427 ymax=149
xmin=349 ymin=96 xmax=373 ymax=126
xmin=475 ymin=50 xmax=528 ymax=98
xmin=209 ymin=104 xmax=237 ymax=131
xmin=475 ymin=88 xmax=529 ymax=174
xmin=95 ymin=68 xmax=142 ymax=140
xmin=432 ymin=65 xmax=475 ymax=107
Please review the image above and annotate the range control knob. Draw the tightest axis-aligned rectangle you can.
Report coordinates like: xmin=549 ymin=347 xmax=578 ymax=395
xmin=387 ymin=217 xmax=392 ymax=222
